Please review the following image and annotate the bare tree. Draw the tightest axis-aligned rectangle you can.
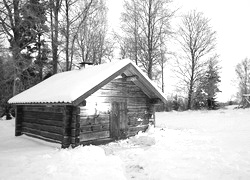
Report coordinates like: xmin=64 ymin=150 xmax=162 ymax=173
xmin=235 ymin=58 xmax=250 ymax=105
xmin=121 ymin=0 xmax=140 ymax=65
xmin=74 ymin=0 xmax=111 ymax=65
xmin=120 ymin=0 xmax=174 ymax=80
xmin=157 ymin=38 xmax=172 ymax=92
xmin=175 ymin=10 xmax=216 ymax=109
xmin=60 ymin=0 xmax=94 ymax=71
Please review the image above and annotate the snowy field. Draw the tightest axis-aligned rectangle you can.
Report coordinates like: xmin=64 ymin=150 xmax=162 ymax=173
xmin=1 ymin=105 xmax=250 ymax=180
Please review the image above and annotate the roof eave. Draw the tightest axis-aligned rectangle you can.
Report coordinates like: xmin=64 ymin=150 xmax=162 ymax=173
xmin=9 ymin=102 xmax=73 ymax=106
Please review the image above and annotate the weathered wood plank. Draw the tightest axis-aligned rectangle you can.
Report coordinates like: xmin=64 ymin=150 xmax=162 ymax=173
xmin=80 ymin=138 xmax=113 ymax=146
xmin=23 ymin=111 xmax=64 ymax=121
xmin=127 ymin=108 xmax=147 ymax=113
xmin=22 ymin=127 xmax=63 ymax=142
xmin=22 ymin=122 xmax=63 ymax=134
xmin=15 ymin=106 xmax=23 ymax=136
xmin=128 ymin=125 xmax=148 ymax=136
xmin=23 ymin=117 xmax=63 ymax=127
xmin=80 ymin=131 xmax=110 ymax=141
xmin=24 ymin=133 xmax=61 ymax=144
xmin=119 ymin=102 xmax=128 ymax=131
xmin=80 ymin=123 xmax=109 ymax=133
xmin=127 ymin=104 xmax=148 ymax=109
xmin=80 ymin=114 xmax=110 ymax=126
xmin=62 ymin=106 xmax=72 ymax=148
xmin=86 ymin=96 xmax=126 ymax=103
xmin=92 ymin=89 xmax=147 ymax=98
xmin=70 ymin=106 xmax=80 ymax=148
xmin=23 ymin=106 xmax=64 ymax=113
xmin=79 ymin=105 xmax=110 ymax=116
xmin=79 ymin=102 xmax=111 ymax=110
xmin=127 ymin=98 xmax=147 ymax=104
xmin=73 ymin=64 xmax=132 ymax=106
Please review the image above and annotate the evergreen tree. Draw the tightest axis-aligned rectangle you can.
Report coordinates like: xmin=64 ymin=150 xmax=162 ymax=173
xmin=195 ymin=56 xmax=221 ymax=109
xmin=0 ymin=0 xmax=49 ymax=95
xmin=0 ymin=54 xmax=14 ymax=119
xmin=21 ymin=0 xmax=49 ymax=82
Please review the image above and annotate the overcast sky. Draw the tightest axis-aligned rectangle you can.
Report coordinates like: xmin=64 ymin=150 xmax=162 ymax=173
xmin=106 ymin=0 xmax=250 ymax=102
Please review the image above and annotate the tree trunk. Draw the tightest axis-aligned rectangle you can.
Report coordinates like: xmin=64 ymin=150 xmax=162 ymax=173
xmin=51 ymin=0 xmax=60 ymax=74
xmin=187 ymin=83 xmax=193 ymax=110
xmin=161 ymin=61 xmax=164 ymax=93
xmin=187 ymin=57 xmax=195 ymax=110
xmin=12 ymin=0 xmax=21 ymax=96
xmin=65 ymin=0 xmax=70 ymax=71
xmin=38 ymin=34 xmax=43 ymax=81
xmin=147 ymin=0 xmax=153 ymax=80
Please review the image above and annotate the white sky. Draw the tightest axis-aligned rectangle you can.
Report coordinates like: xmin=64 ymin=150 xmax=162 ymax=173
xmin=106 ymin=0 xmax=250 ymax=102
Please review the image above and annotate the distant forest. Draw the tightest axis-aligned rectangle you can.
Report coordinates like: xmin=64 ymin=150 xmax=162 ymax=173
xmin=2 ymin=0 xmax=248 ymax=115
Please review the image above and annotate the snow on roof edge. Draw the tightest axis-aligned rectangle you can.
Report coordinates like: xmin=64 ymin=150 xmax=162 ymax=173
xmin=8 ymin=59 xmax=167 ymax=105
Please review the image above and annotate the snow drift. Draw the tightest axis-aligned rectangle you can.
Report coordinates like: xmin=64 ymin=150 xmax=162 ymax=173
xmin=1 ymin=106 xmax=250 ymax=180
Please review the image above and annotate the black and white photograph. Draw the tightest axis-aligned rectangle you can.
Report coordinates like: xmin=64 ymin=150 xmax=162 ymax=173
xmin=0 ymin=0 xmax=250 ymax=179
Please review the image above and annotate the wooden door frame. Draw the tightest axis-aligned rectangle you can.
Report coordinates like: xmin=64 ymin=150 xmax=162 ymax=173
xmin=110 ymin=101 xmax=128 ymax=139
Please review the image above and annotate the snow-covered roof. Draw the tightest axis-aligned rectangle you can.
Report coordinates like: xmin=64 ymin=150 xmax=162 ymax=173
xmin=8 ymin=59 xmax=167 ymax=105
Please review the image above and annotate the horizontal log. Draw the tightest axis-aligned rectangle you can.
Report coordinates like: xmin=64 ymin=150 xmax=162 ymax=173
xmin=79 ymin=106 xmax=110 ymax=116
xmin=22 ymin=127 xmax=63 ymax=142
xmin=24 ymin=133 xmax=61 ymax=144
xmin=79 ymin=102 xmax=111 ymax=110
xmin=23 ymin=117 xmax=63 ymax=127
xmin=85 ymin=96 xmax=149 ymax=105
xmin=128 ymin=125 xmax=148 ymax=136
xmin=93 ymin=88 xmax=147 ymax=97
xmin=128 ymin=98 xmax=148 ymax=104
xmin=80 ymin=137 xmax=113 ymax=146
xmin=85 ymin=96 xmax=126 ymax=103
xmin=23 ymin=111 xmax=64 ymax=121
xmin=128 ymin=112 xmax=147 ymax=118
xmin=23 ymin=106 xmax=65 ymax=113
xmin=22 ymin=122 xmax=63 ymax=135
xmin=80 ymin=131 xmax=110 ymax=141
xmin=127 ymin=104 xmax=148 ymax=109
xmin=80 ymin=114 xmax=110 ymax=126
xmin=90 ymin=91 xmax=147 ymax=98
xmin=127 ymin=108 xmax=148 ymax=113
xmin=80 ymin=123 xmax=109 ymax=133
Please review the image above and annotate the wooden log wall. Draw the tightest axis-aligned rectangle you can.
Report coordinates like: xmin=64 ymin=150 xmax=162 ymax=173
xmin=82 ymin=78 xmax=152 ymax=140
xmin=70 ymin=106 xmax=80 ymax=147
xmin=20 ymin=105 xmax=67 ymax=145
xmin=15 ymin=106 xmax=23 ymax=136
xmin=78 ymin=105 xmax=110 ymax=142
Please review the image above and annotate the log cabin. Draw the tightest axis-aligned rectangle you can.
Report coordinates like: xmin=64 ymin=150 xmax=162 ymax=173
xmin=8 ymin=59 xmax=167 ymax=148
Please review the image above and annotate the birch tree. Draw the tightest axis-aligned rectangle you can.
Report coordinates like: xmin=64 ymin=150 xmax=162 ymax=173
xmin=74 ymin=0 xmax=112 ymax=65
xmin=60 ymin=0 xmax=94 ymax=71
xmin=176 ymin=10 xmax=216 ymax=109
xmin=121 ymin=0 xmax=174 ymax=80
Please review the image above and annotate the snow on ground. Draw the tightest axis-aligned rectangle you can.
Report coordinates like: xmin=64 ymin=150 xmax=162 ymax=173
xmin=1 ymin=106 xmax=250 ymax=180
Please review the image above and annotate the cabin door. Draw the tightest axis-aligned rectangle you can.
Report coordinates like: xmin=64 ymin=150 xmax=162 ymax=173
xmin=111 ymin=101 xmax=128 ymax=139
